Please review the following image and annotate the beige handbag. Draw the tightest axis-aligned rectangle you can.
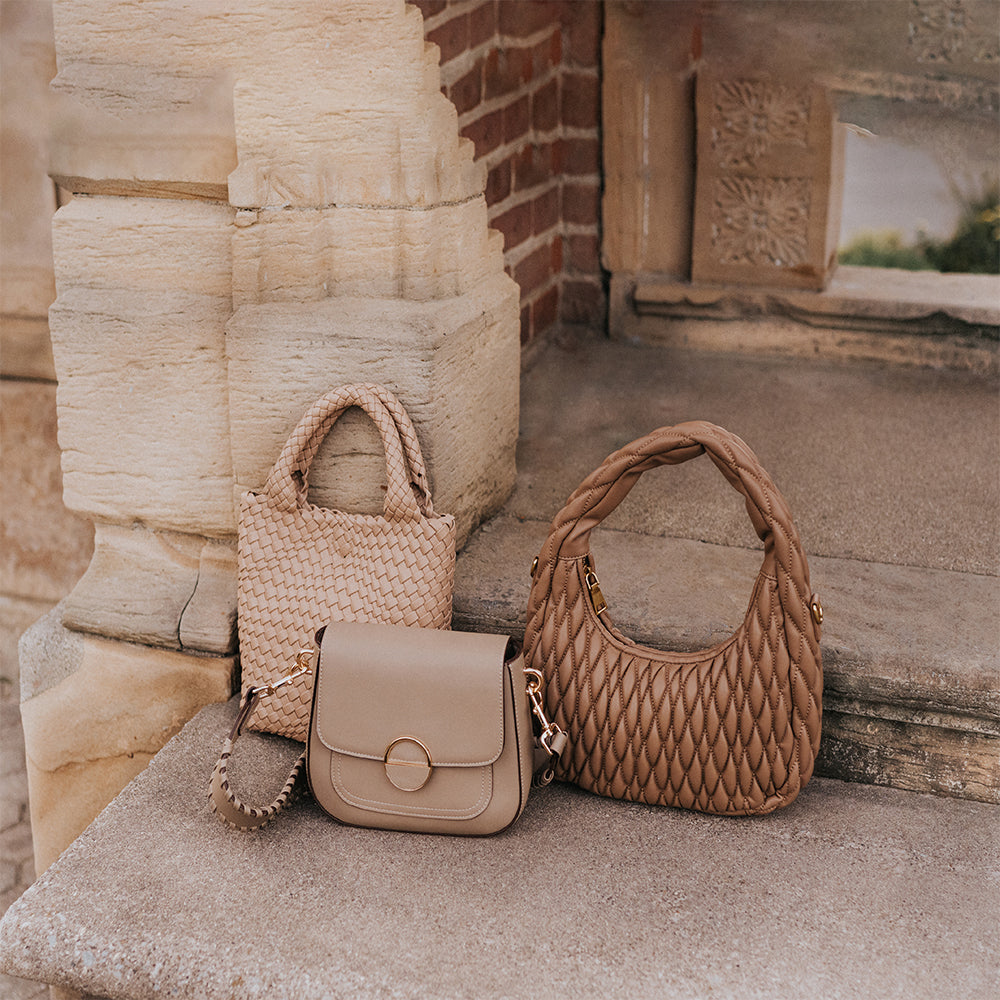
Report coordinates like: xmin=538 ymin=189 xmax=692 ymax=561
xmin=524 ymin=420 xmax=824 ymax=816
xmin=238 ymin=384 xmax=456 ymax=742
xmin=210 ymin=623 xmax=567 ymax=834
xmin=308 ymin=622 xmax=562 ymax=835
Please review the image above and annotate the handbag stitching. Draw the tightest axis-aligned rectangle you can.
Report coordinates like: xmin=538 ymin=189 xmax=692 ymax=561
xmin=312 ymin=626 xmax=507 ymax=768
xmin=328 ymin=753 xmax=493 ymax=820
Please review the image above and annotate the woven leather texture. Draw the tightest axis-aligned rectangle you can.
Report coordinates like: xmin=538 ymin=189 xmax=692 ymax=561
xmin=239 ymin=384 xmax=456 ymax=742
xmin=524 ymin=421 xmax=823 ymax=816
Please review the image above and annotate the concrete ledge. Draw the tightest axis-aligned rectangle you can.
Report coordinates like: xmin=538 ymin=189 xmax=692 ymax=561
xmin=1 ymin=699 xmax=998 ymax=1000
xmin=634 ymin=266 xmax=1000 ymax=330
xmin=615 ymin=268 xmax=1000 ymax=374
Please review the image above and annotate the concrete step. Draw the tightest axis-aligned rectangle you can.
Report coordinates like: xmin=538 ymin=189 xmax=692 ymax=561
xmin=1 ymin=338 xmax=996 ymax=999
xmin=455 ymin=336 xmax=999 ymax=802
xmin=1 ymin=700 xmax=997 ymax=1000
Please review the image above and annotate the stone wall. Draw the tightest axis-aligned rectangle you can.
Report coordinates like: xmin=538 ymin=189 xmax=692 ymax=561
xmin=417 ymin=0 xmax=605 ymax=344
xmin=12 ymin=0 xmax=528 ymax=874
xmin=603 ymin=0 xmax=999 ymax=359
xmin=0 ymin=0 xmax=93 ymax=691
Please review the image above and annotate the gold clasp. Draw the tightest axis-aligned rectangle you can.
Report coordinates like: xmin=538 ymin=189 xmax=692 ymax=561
xmin=259 ymin=647 xmax=314 ymax=697
xmin=583 ymin=555 xmax=608 ymax=617
xmin=524 ymin=667 xmax=568 ymax=761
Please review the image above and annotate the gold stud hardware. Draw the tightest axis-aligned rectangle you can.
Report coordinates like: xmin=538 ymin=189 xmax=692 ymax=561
xmin=810 ymin=595 xmax=824 ymax=626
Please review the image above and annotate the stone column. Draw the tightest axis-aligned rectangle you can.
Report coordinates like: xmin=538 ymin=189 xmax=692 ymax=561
xmin=23 ymin=0 xmax=519 ymax=874
xmin=223 ymin=1 xmax=519 ymax=544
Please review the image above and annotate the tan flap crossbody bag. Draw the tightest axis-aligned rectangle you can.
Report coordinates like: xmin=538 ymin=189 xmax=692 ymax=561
xmin=210 ymin=622 xmax=567 ymax=834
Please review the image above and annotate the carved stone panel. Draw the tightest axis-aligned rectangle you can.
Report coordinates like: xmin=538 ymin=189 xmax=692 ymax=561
xmin=691 ymin=74 xmax=844 ymax=290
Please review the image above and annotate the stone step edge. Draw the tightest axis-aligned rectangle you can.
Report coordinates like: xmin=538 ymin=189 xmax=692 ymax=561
xmin=453 ymin=514 xmax=999 ymax=804
xmin=616 ymin=269 xmax=1000 ymax=375
xmin=454 ymin=514 xmax=998 ymax=723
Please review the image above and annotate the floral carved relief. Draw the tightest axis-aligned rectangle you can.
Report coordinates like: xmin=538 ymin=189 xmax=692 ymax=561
xmin=711 ymin=80 xmax=811 ymax=169
xmin=693 ymin=72 xmax=838 ymax=287
xmin=710 ymin=177 xmax=811 ymax=268
xmin=909 ymin=0 xmax=999 ymax=63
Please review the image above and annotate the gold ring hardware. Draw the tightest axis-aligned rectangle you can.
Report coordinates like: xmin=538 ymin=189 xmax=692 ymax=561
xmin=530 ymin=556 xmax=539 ymax=578
xmin=383 ymin=736 xmax=433 ymax=792
xmin=810 ymin=595 xmax=824 ymax=626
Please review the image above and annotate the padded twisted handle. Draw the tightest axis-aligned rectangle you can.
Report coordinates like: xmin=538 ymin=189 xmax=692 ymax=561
xmin=263 ymin=384 xmax=433 ymax=522
xmin=530 ymin=420 xmax=818 ymax=648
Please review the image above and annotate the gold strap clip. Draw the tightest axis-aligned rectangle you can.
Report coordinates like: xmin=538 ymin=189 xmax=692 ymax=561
xmin=524 ymin=666 xmax=568 ymax=786
xmin=258 ymin=647 xmax=315 ymax=698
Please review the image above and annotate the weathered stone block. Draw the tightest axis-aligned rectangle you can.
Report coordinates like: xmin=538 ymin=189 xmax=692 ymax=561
xmin=226 ymin=270 xmax=520 ymax=547
xmin=49 ymin=73 xmax=237 ymax=202
xmin=232 ymin=200 xmax=502 ymax=306
xmin=18 ymin=606 xmax=234 ymax=873
xmin=0 ymin=0 xmax=58 ymax=322
xmin=691 ymin=73 xmax=844 ymax=290
xmin=600 ymin=2 xmax=700 ymax=281
xmin=49 ymin=196 xmax=236 ymax=536
xmin=49 ymin=0 xmax=482 ymax=208
xmin=60 ymin=524 xmax=236 ymax=655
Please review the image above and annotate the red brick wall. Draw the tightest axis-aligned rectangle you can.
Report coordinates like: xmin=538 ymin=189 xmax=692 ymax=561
xmin=416 ymin=0 xmax=604 ymax=346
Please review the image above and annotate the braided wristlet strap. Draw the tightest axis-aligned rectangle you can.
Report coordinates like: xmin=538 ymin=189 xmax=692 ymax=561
xmin=209 ymin=722 xmax=306 ymax=832
xmin=209 ymin=649 xmax=315 ymax=831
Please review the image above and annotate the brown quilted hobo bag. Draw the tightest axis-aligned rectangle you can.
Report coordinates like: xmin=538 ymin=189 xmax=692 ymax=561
xmin=239 ymin=384 xmax=456 ymax=742
xmin=524 ymin=420 xmax=823 ymax=816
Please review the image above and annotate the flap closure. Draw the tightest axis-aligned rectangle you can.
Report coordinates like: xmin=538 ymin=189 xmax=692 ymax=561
xmin=313 ymin=622 xmax=512 ymax=768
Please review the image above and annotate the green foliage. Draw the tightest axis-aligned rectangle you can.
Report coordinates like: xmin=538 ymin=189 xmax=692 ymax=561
xmin=920 ymin=187 xmax=1000 ymax=275
xmin=838 ymin=231 xmax=933 ymax=271
xmin=839 ymin=184 xmax=1000 ymax=275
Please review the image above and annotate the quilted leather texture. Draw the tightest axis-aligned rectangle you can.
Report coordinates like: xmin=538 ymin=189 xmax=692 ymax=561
xmin=523 ymin=421 xmax=823 ymax=816
xmin=239 ymin=384 xmax=456 ymax=742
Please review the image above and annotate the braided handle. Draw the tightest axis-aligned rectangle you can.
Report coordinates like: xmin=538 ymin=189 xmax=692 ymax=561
xmin=367 ymin=384 xmax=435 ymax=516
xmin=263 ymin=384 xmax=432 ymax=522
xmin=529 ymin=420 xmax=817 ymax=648
xmin=557 ymin=421 xmax=788 ymax=551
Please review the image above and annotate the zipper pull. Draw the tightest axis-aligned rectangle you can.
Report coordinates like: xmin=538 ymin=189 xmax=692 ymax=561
xmin=583 ymin=555 xmax=608 ymax=616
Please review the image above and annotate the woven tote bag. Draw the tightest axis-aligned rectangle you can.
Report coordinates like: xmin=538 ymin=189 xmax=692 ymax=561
xmin=523 ymin=420 xmax=823 ymax=816
xmin=239 ymin=384 xmax=456 ymax=742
